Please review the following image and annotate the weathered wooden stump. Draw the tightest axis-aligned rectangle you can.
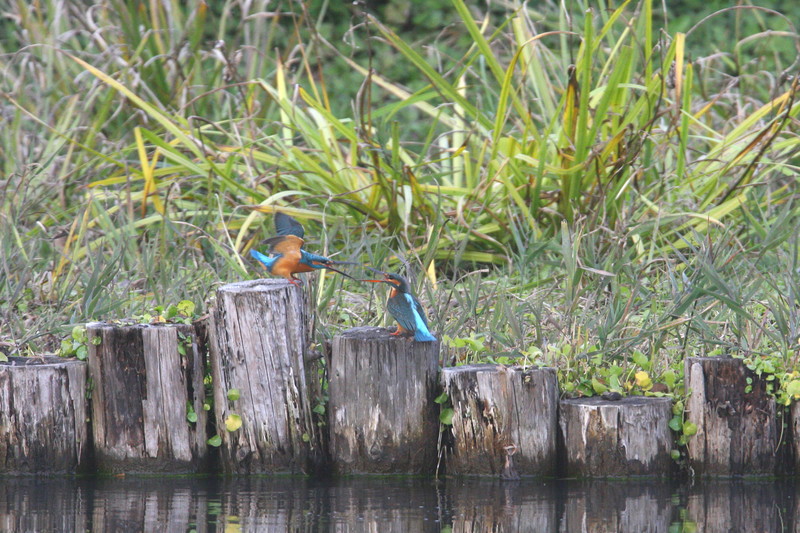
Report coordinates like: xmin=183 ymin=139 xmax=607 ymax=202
xmin=328 ymin=326 xmax=439 ymax=474
xmin=87 ymin=321 xmax=208 ymax=473
xmin=441 ymin=364 xmax=558 ymax=477
xmin=790 ymin=402 xmax=800 ymax=474
xmin=684 ymin=356 xmax=780 ymax=476
xmin=559 ymin=396 xmax=674 ymax=477
xmin=208 ymin=279 xmax=324 ymax=474
xmin=0 ymin=356 xmax=89 ymax=474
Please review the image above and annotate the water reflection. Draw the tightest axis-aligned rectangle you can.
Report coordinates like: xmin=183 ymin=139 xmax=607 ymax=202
xmin=0 ymin=475 xmax=796 ymax=532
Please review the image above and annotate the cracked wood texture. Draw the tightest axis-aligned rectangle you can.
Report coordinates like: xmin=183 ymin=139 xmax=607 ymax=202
xmin=87 ymin=322 xmax=208 ymax=473
xmin=441 ymin=364 xmax=558 ymax=477
xmin=208 ymin=279 xmax=324 ymax=474
xmin=559 ymin=396 xmax=674 ymax=477
xmin=329 ymin=326 xmax=439 ymax=474
xmin=685 ymin=356 xmax=780 ymax=476
xmin=0 ymin=356 xmax=89 ymax=474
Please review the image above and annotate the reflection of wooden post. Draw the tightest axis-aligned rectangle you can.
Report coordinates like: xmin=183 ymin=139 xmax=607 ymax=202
xmin=686 ymin=481 xmax=782 ymax=532
xmin=89 ymin=478 xmax=208 ymax=532
xmin=0 ymin=478 xmax=89 ymax=531
xmin=685 ymin=356 xmax=780 ymax=476
xmin=329 ymin=326 xmax=439 ymax=474
xmin=559 ymin=396 xmax=674 ymax=477
xmin=0 ymin=356 xmax=89 ymax=474
xmin=561 ymin=481 xmax=672 ymax=533
xmin=441 ymin=364 xmax=558 ymax=477
xmin=87 ymin=322 xmax=208 ymax=473
xmin=208 ymin=279 xmax=324 ymax=474
xmin=447 ymin=478 xmax=557 ymax=532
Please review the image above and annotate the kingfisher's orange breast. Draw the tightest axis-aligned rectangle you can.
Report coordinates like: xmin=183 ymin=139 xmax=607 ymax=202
xmin=272 ymin=257 xmax=314 ymax=277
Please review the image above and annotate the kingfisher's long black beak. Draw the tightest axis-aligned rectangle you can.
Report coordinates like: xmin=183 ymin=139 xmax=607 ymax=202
xmin=365 ymin=266 xmax=389 ymax=276
xmin=320 ymin=263 xmax=357 ymax=280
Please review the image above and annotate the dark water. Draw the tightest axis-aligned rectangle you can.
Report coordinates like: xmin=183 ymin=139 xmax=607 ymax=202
xmin=0 ymin=475 xmax=795 ymax=532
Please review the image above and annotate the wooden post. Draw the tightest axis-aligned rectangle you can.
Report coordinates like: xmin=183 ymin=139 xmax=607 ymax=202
xmin=559 ymin=396 xmax=675 ymax=477
xmin=441 ymin=364 xmax=558 ymax=477
xmin=87 ymin=322 xmax=208 ymax=473
xmin=0 ymin=356 xmax=89 ymax=474
xmin=329 ymin=326 xmax=439 ymax=474
xmin=208 ymin=279 xmax=324 ymax=474
xmin=790 ymin=401 xmax=800 ymax=474
xmin=684 ymin=356 xmax=780 ymax=476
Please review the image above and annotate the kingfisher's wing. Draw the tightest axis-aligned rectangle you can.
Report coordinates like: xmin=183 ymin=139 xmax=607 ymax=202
xmin=411 ymin=294 xmax=430 ymax=328
xmin=250 ymin=249 xmax=277 ymax=271
xmin=275 ymin=212 xmax=305 ymax=238
xmin=264 ymin=234 xmax=305 ymax=255
xmin=388 ymin=295 xmax=418 ymax=332
xmin=406 ymin=294 xmax=436 ymax=341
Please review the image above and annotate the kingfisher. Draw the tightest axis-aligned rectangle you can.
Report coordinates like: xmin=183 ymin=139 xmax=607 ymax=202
xmin=362 ymin=268 xmax=437 ymax=342
xmin=250 ymin=212 xmax=355 ymax=285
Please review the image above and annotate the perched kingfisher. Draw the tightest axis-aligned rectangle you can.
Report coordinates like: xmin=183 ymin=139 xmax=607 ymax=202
xmin=363 ymin=268 xmax=437 ymax=342
xmin=250 ymin=212 xmax=355 ymax=286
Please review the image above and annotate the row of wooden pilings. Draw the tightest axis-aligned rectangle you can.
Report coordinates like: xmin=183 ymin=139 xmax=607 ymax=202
xmin=0 ymin=279 xmax=791 ymax=476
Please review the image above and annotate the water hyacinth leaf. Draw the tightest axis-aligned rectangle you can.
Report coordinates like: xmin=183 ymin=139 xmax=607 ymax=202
xmin=786 ymin=380 xmax=800 ymax=399
xmin=177 ymin=300 xmax=195 ymax=316
xmin=225 ymin=414 xmax=243 ymax=432
xmin=439 ymin=408 xmax=455 ymax=425
xmin=591 ymin=378 xmax=608 ymax=395
xmin=635 ymin=371 xmax=653 ymax=390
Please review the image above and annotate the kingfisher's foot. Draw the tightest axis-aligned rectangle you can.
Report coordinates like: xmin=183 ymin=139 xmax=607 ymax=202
xmin=288 ymin=278 xmax=303 ymax=286
xmin=390 ymin=327 xmax=411 ymax=337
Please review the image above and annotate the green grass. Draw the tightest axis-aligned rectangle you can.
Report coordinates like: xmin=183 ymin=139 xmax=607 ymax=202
xmin=1 ymin=0 xmax=800 ymax=401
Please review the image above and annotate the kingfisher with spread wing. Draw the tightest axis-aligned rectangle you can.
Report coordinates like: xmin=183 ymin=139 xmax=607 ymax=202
xmin=250 ymin=212 xmax=355 ymax=285
xmin=362 ymin=268 xmax=437 ymax=342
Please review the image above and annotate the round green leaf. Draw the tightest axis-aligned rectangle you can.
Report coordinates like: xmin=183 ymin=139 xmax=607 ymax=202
xmin=439 ymin=407 xmax=455 ymax=425
xmin=227 ymin=388 xmax=240 ymax=401
xmin=225 ymin=413 xmax=243 ymax=432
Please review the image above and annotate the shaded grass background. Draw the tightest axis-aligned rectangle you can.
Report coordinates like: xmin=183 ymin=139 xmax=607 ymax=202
xmin=2 ymin=0 xmax=800 ymax=396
